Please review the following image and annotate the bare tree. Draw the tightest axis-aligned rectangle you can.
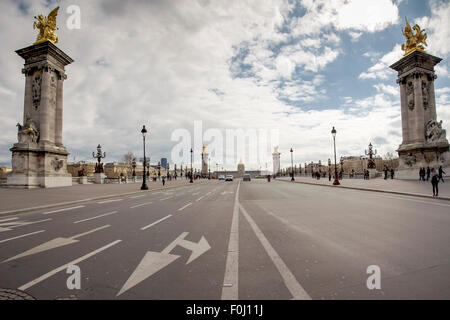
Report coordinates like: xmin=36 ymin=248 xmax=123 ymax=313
xmin=123 ymin=152 xmax=135 ymax=165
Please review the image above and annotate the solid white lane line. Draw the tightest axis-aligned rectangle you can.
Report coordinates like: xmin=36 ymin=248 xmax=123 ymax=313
xmin=239 ymin=204 xmax=311 ymax=300
xmin=159 ymin=196 xmax=173 ymax=201
xmin=130 ymin=202 xmax=153 ymax=209
xmin=0 ymin=230 xmax=45 ymax=244
xmin=73 ymin=212 xmax=117 ymax=224
xmin=221 ymin=180 xmax=240 ymax=300
xmin=18 ymin=240 xmax=122 ymax=291
xmin=177 ymin=203 xmax=192 ymax=211
xmin=192 ymin=192 xmax=200 ymax=196
xmin=129 ymin=195 xmax=146 ymax=199
xmin=42 ymin=206 xmax=85 ymax=215
xmin=97 ymin=199 xmax=123 ymax=204
xmin=140 ymin=215 xmax=172 ymax=230
xmin=196 ymin=195 xmax=205 ymax=202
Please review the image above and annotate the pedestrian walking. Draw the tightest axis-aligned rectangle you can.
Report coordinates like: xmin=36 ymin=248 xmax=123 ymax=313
xmin=431 ymin=168 xmax=439 ymax=196
xmin=390 ymin=168 xmax=394 ymax=179
xmin=162 ymin=176 xmax=166 ymax=186
xmin=384 ymin=167 xmax=388 ymax=180
xmin=439 ymin=166 xmax=445 ymax=183
xmin=426 ymin=166 xmax=431 ymax=181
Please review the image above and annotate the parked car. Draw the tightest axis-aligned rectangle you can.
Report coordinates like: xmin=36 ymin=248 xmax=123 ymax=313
xmin=225 ymin=175 xmax=234 ymax=181
xmin=243 ymin=174 xmax=251 ymax=181
xmin=218 ymin=175 xmax=225 ymax=180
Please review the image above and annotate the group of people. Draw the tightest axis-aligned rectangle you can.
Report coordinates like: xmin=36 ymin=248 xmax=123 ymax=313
xmin=383 ymin=167 xmax=395 ymax=180
xmin=422 ymin=166 xmax=445 ymax=197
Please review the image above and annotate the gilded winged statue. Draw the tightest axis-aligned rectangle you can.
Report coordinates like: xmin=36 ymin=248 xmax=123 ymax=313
xmin=401 ymin=17 xmax=427 ymax=56
xmin=33 ymin=7 xmax=59 ymax=45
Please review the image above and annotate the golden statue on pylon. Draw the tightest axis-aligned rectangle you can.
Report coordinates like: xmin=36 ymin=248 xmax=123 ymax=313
xmin=33 ymin=7 xmax=59 ymax=45
xmin=401 ymin=17 xmax=427 ymax=56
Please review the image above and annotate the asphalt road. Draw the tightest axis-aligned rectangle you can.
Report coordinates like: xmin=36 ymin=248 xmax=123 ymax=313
xmin=0 ymin=179 xmax=449 ymax=300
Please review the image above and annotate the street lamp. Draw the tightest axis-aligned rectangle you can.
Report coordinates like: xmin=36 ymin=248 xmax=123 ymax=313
xmin=331 ymin=126 xmax=340 ymax=185
xmin=190 ymin=148 xmax=194 ymax=183
xmin=141 ymin=125 xmax=148 ymax=190
xmin=290 ymin=148 xmax=295 ymax=181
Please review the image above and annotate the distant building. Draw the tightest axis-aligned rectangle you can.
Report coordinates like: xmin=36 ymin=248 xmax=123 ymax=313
xmin=237 ymin=160 xmax=245 ymax=175
xmin=161 ymin=158 xmax=167 ymax=170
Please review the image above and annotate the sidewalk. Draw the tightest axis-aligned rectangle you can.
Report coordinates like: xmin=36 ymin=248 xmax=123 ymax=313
xmin=0 ymin=179 xmax=203 ymax=215
xmin=277 ymin=176 xmax=450 ymax=200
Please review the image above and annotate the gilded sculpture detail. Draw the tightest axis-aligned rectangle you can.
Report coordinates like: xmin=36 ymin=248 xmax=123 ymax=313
xmin=401 ymin=17 xmax=427 ymax=56
xmin=33 ymin=7 xmax=59 ymax=45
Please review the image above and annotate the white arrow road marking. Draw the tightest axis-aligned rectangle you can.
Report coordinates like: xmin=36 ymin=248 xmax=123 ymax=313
xmin=117 ymin=251 xmax=180 ymax=297
xmin=140 ymin=215 xmax=172 ymax=230
xmin=117 ymin=232 xmax=211 ymax=296
xmin=221 ymin=181 xmax=240 ymax=300
xmin=239 ymin=204 xmax=311 ymax=300
xmin=97 ymin=199 xmax=123 ymax=204
xmin=130 ymin=202 xmax=153 ymax=209
xmin=73 ymin=212 xmax=117 ymax=224
xmin=0 ymin=218 xmax=51 ymax=232
xmin=42 ymin=205 xmax=85 ymax=215
xmin=2 ymin=225 xmax=110 ymax=263
xmin=0 ymin=230 xmax=45 ymax=244
xmin=177 ymin=202 xmax=192 ymax=211
xmin=18 ymin=240 xmax=121 ymax=291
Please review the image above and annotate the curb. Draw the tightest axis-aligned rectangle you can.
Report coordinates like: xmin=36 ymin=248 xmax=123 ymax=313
xmin=0 ymin=181 xmax=207 ymax=217
xmin=276 ymin=179 xmax=450 ymax=202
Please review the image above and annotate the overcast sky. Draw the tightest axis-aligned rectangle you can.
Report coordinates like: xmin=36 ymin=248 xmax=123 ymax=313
xmin=0 ymin=0 xmax=449 ymax=170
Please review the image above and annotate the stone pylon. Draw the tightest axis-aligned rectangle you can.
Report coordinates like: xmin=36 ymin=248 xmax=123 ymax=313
xmin=201 ymin=145 xmax=208 ymax=176
xmin=7 ymin=41 xmax=73 ymax=188
xmin=272 ymin=147 xmax=281 ymax=176
xmin=390 ymin=50 xmax=449 ymax=179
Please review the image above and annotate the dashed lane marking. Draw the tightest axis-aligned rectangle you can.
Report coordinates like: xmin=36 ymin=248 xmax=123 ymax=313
xmin=97 ymin=199 xmax=123 ymax=204
xmin=177 ymin=203 xmax=192 ymax=211
xmin=0 ymin=230 xmax=45 ymax=244
xmin=73 ymin=212 xmax=117 ymax=224
xmin=42 ymin=206 xmax=85 ymax=215
xmin=140 ymin=215 xmax=172 ymax=230
xmin=130 ymin=202 xmax=153 ymax=209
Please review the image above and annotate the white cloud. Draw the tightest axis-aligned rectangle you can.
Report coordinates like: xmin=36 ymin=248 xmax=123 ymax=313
xmin=359 ymin=44 xmax=403 ymax=80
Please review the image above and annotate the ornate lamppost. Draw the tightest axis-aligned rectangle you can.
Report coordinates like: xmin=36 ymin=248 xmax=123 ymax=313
xmin=132 ymin=158 xmax=136 ymax=181
xmin=157 ymin=161 xmax=161 ymax=180
xmin=190 ymin=148 xmax=194 ymax=183
xmin=365 ymin=142 xmax=377 ymax=169
xmin=290 ymin=148 xmax=295 ymax=181
xmin=92 ymin=144 xmax=106 ymax=173
xmin=331 ymin=127 xmax=340 ymax=185
xmin=208 ymin=157 xmax=211 ymax=179
xmin=140 ymin=125 xmax=148 ymax=190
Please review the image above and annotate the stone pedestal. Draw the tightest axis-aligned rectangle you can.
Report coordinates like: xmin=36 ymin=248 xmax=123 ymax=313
xmin=79 ymin=176 xmax=88 ymax=184
xmin=7 ymin=42 xmax=74 ymax=188
xmin=390 ymin=51 xmax=450 ymax=179
xmin=93 ymin=173 xmax=106 ymax=184
xmin=368 ymin=168 xmax=378 ymax=179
